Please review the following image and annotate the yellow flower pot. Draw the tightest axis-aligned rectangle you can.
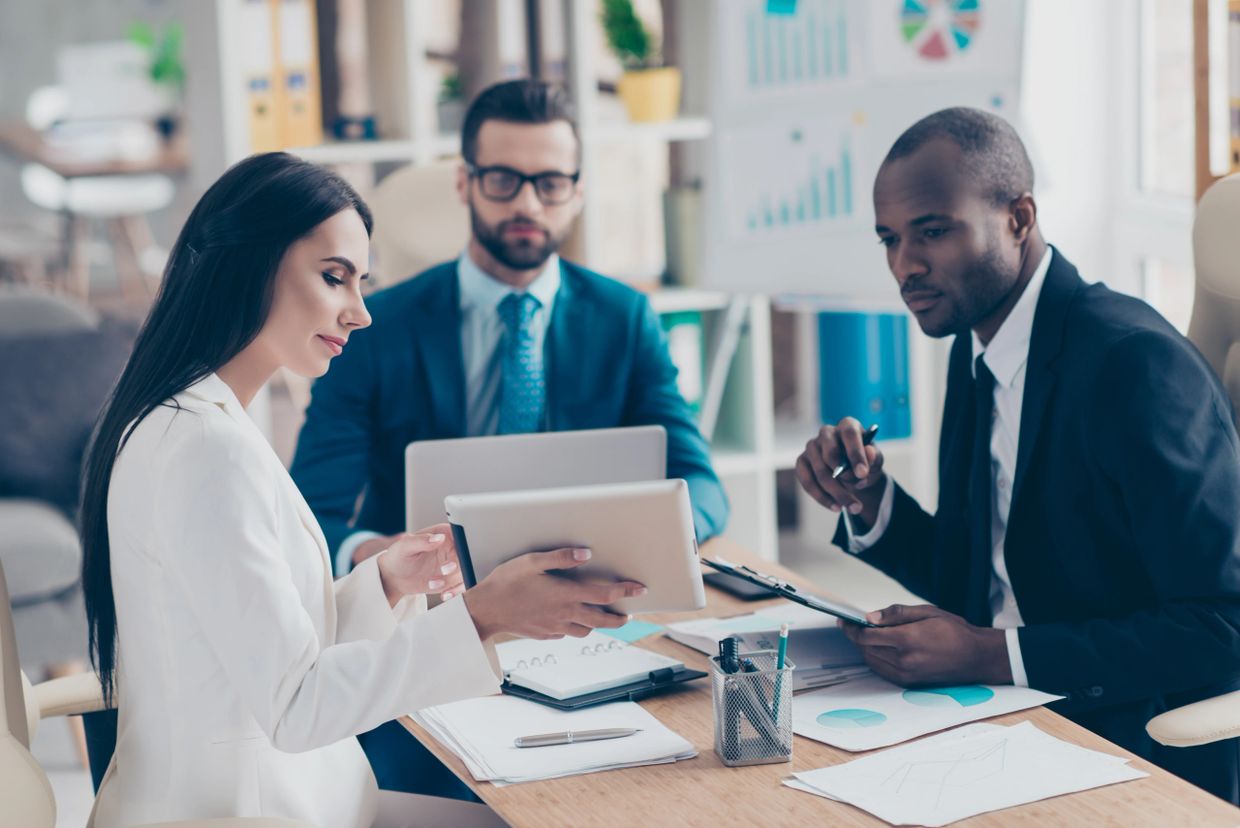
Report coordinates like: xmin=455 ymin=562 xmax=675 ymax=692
xmin=617 ymin=66 xmax=682 ymax=123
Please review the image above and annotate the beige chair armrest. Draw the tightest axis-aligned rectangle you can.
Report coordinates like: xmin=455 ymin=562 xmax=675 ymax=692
xmin=137 ymin=820 xmax=316 ymax=827
xmin=1147 ymin=688 xmax=1240 ymax=747
xmin=30 ymin=671 xmax=108 ymax=718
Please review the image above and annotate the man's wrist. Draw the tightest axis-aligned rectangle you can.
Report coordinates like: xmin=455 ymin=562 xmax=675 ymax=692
xmin=852 ymin=474 xmax=888 ymax=530
xmin=975 ymin=626 xmax=1014 ymax=685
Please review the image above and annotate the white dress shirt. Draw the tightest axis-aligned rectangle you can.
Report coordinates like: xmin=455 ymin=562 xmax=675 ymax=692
xmin=336 ymin=251 xmax=562 ymax=571
xmin=93 ymin=373 xmax=501 ymax=827
xmin=845 ymin=247 xmax=1054 ymax=687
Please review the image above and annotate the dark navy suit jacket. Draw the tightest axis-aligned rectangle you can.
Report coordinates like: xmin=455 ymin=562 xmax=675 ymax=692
xmin=291 ymin=259 xmax=729 ymax=565
xmin=835 ymin=249 xmax=1240 ymax=801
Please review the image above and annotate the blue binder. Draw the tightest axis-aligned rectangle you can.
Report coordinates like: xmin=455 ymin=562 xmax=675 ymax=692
xmin=817 ymin=312 xmax=912 ymax=439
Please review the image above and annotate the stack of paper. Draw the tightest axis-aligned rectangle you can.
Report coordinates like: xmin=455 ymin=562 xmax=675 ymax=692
xmin=665 ymin=603 xmax=867 ymax=690
xmin=784 ymin=722 xmax=1147 ymax=826
xmin=414 ymin=696 xmax=696 ymax=785
xmin=792 ymin=673 xmax=1062 ymax=752
xmin=497 ymin=631 xmax=684 ymax=699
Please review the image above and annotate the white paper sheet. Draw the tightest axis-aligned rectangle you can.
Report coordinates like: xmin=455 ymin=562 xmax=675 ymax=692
xmin=413 ymin=696 xmax=695 ymax=784
xmin=785 ymin=721 xmax=1146 ymax=826
xmin=792 ymin=673 xmax=1063 ymax=751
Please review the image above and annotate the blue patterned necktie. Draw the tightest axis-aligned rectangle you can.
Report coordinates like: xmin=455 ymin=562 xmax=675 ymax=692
xmin=497 ymin=292 xmax=545 ymax=434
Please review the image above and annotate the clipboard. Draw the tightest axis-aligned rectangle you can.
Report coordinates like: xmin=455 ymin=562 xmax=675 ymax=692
xmin=702 ymin=558 xmax=878 ymax=627
xmin=501 ymin=666 xmax=707 ymax=710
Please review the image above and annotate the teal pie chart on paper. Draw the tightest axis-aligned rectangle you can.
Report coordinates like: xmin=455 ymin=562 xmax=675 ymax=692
xmin=816 ymin=708 xmax=888 ymax=729
xmin=902 ymin=685 xmax=995 ymax=708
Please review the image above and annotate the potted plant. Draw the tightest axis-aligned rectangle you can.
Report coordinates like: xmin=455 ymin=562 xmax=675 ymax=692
xmin=601 ymin=0 xmax=681 ymax=122
xmin=128 ymin=21 xmax=186 ymax=139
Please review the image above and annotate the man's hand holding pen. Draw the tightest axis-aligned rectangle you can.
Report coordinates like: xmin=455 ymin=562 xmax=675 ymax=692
xmin=796 ymin=418 xmax=885 ymax=530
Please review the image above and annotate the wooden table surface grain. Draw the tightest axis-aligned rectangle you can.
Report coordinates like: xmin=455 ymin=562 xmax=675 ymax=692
xmin=402 ymin=538 xmax=1240 ymax=826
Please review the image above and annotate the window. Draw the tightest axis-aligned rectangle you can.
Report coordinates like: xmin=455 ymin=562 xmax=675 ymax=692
xmin=1138 ymin=0 xmax=1194 ymax=198
xmin=1141 ymin=258 xmax=1195 ymax=333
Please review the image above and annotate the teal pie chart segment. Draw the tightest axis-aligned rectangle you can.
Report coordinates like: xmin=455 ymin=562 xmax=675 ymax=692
xmin=816 ymin=708 xmax=888 ymax=729
xmin=902 ymin=685 xmax=995 ymax=708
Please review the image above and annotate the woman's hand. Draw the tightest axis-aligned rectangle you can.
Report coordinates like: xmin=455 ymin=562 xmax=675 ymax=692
xmin=462 ymin=547 xmax=646 ymax=641
xmin=375 ymin=523 xmax=464 ymax=607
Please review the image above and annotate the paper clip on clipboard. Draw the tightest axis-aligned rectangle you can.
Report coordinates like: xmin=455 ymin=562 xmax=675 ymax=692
xmin=702 ymin=558 xmax=877 ymax=628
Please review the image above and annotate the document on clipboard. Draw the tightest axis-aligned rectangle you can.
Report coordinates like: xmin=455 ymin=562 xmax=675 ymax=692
xmin=702 ymin=558 xmax=878 ymax=627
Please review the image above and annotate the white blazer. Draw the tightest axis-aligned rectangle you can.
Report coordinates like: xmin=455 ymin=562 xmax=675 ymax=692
xmin=90 ymin=374 xmax=501 ymax=828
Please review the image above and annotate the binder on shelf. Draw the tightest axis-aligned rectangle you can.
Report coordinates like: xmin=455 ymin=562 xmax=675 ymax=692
xmin=661 ymin=310 xmax=706 ymax=413
xmin=817 ymin=311 xmax=911 ymax=440
xmin=272 ymin=0 xmax=324 ymax=149
xmin=1229 ymin=2 xmax=1240 ymax=170
xmin=239 ymin=0 xmax=280 ymax=153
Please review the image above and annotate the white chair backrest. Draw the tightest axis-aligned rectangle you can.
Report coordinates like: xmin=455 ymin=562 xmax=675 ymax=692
xmin=1190 ymin=174 xmax=1240 ymax=421
xmin=0 ymin=559 xmax=67 ymax=827
xmin=369 ymin=160 xmax=470 ymax=286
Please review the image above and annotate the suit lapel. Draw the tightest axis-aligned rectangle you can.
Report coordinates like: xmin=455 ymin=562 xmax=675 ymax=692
xmin=545 ymin=266 xmax=593 ymax=430
xmin=1011 ymin=249 xmax=1082 ymax=508
xmin=412 ymin=268 xmax=467 ymax=439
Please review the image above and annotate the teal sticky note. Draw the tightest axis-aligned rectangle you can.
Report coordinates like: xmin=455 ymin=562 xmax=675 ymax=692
xmin=767 ymin=0 xmax=797 ymax=14
xmin=599 ymin=619 xmax=664 ymax=643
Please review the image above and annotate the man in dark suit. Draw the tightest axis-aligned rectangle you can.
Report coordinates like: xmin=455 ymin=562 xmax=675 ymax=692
xmin=290 ymin=79 xmax=728 ymax=799
xmin=292 ymin=79 xmax=727 ymax=574
xmin=797 ymin=107 xmax=1240 ymax=802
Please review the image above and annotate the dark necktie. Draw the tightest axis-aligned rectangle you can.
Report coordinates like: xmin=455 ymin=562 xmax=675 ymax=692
xmin=967 ymin=353 xmax=996 ymax=625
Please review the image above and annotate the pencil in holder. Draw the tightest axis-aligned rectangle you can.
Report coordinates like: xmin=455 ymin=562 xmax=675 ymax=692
xmin=710 ymin=649 xmax=794 ymax=766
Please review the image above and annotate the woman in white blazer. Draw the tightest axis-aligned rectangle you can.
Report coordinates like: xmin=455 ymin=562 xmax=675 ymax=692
xmin=78 ymin=153 xmax=645 ymax=827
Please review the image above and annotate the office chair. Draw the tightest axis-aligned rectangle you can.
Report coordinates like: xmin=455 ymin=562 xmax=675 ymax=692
xmin=1145 ymin=173 xmax=1240 ymax=750
xmin=368 ymin=160 xmax=470 ymax=287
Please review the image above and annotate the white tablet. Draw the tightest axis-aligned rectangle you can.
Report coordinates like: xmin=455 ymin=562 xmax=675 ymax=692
xmin=405 ymin=426 xmax=666 ymax=532
xmin=445 ymin=479 xmax=705 ymax=615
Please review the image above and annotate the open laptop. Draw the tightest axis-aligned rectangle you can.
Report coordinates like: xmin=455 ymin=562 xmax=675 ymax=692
xmin=404 ymin=425 xmax=667 ymax=531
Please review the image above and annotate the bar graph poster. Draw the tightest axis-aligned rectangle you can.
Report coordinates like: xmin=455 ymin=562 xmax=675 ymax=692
xmin=720 ymin=117 xmax=864 ymax=242
xmin=724 ymin=0 xmax=860 ymax=99
xmin=870 ymin=0 xmax=1023 ymax=79
xmin=703 ymin=0 xmax=1025 ymax=295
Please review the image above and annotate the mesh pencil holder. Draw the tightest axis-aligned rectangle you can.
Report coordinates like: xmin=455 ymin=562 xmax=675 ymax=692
xmin=711 ymin=650 xmax=795 ymax=767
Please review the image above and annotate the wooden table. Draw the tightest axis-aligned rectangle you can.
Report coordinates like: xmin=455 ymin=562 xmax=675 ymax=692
xmin=0 ymin=120 xmax=188 ymax=179
xmin=402 ymin=538 xmax=1240 ymax=826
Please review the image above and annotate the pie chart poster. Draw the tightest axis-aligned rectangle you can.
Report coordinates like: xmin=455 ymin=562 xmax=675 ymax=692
xmin=870 ymin=0 xmax=1023 ymax=80
xmin=792 ymin=673 xmax=1061 ymax=752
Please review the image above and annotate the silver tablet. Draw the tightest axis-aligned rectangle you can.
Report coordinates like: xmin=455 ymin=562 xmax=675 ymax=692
xmin=405 ymin=426 xmax=667 ymax=532
xmin=445 ymin=479 xmax=705 ymax=615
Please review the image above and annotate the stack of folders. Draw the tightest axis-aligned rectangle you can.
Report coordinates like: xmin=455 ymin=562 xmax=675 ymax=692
xmin=414 ymin=696 xmax=696 ymax=785
xmin=497 ymin=631 xmax=686 ymax=700
xmin=665 ymin=603 xmax=869 ymax=691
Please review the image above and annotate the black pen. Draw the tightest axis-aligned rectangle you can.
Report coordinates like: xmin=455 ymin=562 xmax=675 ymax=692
xmin=832 ymin=424 xmax=879 ymax=479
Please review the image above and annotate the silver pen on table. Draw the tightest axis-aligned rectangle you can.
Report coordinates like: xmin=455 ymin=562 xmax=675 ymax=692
xmin=513 ymin=727 xmax=641 ymax=748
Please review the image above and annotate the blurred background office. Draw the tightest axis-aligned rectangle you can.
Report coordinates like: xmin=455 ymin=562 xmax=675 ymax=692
xmin=0 ymin=0 xmax=1212 ymax=822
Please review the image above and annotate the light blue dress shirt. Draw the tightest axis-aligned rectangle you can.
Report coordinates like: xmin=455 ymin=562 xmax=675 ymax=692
xmin=335 ymin=251 xmax=562 ymax=573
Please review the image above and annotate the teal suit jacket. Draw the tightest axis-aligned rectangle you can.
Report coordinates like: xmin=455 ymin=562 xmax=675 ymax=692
xmin=290 ymin=260 xmax=729 ymax=567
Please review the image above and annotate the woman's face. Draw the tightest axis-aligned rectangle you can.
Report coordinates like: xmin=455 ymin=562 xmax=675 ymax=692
xmin=258 ymin=209 xmax=372 ymax=377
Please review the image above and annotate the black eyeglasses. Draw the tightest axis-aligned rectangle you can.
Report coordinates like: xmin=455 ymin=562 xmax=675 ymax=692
xmin=466 ymin=164 xmax=580 ymax=205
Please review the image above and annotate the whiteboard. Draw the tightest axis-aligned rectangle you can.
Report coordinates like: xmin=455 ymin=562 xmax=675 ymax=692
xmin=701 ymin=0 xmax=1027 ymax=300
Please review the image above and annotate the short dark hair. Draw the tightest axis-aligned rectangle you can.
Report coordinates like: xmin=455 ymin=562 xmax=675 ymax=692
xmin=460 ymin=79 xmax=579 ymax=165
xmin=883 ymin=107 xmax=1034 ymax=206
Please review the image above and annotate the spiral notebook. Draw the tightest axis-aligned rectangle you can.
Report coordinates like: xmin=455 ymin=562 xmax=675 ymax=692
xmin=496 ymin=632 xmax=697 ymax=702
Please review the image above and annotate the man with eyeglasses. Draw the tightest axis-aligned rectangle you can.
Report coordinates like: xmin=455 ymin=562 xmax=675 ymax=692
xmin=289 ymin=79 xmax=729 ymax=801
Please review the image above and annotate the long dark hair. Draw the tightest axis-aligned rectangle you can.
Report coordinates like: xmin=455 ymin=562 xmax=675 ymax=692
xmin=80 ymin=152 xmax=373 ymax=704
